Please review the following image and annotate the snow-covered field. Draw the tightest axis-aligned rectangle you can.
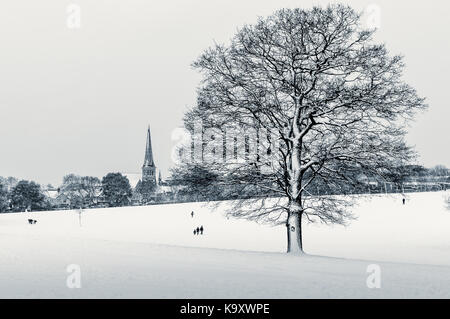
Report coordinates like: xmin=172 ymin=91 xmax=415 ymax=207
xmin=0 ymin=191 xmax=449 ymax=298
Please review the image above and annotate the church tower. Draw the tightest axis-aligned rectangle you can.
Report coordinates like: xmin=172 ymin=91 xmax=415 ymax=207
xmin=142 ymin=125 xmax=156 ymax=185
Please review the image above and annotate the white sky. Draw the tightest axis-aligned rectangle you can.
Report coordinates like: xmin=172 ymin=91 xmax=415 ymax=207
xmin=0 ymin=0 xmax=448 ymax=186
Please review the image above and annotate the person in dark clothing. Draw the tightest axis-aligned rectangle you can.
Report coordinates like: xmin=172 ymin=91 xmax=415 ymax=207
xmin=200 ymin=225 xmax=204 ymax=235
xmin=191 ymin=211 xmax=194 ymax=218
xmin=402 ymin=198 xmax=406 ymax=205
xmin=193 ymin=229 xmax=197 ymax=235
xmin=196 ymin=226 xmax=200 ymax=234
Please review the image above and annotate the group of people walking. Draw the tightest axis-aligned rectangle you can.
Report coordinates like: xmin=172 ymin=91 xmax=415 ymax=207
xmin=193 ymin=225 xmax=204 ymax=235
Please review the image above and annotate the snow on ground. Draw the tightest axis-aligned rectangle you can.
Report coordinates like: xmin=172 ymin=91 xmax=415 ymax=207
xmin=0 ymin=191 xmax=449 ymax=298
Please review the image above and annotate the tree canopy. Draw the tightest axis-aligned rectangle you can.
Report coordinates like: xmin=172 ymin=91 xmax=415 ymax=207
xmin=9 ymin=180 xmax=47 ymax=212
xmin=101 ymin=173 xmax=132 ymax=207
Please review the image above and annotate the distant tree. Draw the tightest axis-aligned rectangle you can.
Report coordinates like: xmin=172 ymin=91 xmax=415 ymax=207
xmin=9 ymin=180 xmax=46 ymax=212
xmin=101 ymin=173 xmax=132 ymax=207
xmin=59 ymin=174 xmax=84 ymax=208
xmin=381 ymin=165 xmax=426 ymax=185
xmin=131 ymin=181 xmax=143 ymax=204
xmin=81 ymin=176 xmax=102 ymax=207
xmin=0 ymin=176 xmax=18 ymax=192
xmin=177 ymin=5 xmax=427 ymax=253
xmin=8 ymin=177 xmax=18 ymax=188
xmin=135 ymin=180 xmax=157 ymax=203
xmin=430 ymin=165 xmax=449 ymax=177
xmin=407 ymin=165 xmax=429 ymax=177
xmin=0 ymin=181 xmax=9 ymax=213
xmin=171 ymin=164 xmax=222 ymax=201
xmin=59 ymin=174 xmax=102 ymax=208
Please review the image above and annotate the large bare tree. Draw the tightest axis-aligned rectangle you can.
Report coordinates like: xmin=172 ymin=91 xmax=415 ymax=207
xmin=175 ymin=5 xmax=427 ymax=253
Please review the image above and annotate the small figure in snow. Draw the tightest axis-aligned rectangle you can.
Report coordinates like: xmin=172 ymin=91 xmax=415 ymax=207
xmin=402 ymin=198 xmax=406 ymax=205
xmin=191 ymin=211 xmax=194 ymax=218
xmin=193 ymin=229 xmax=197 ymax=235
xmin=196 ymin=226 xmax=200 ymax=235
xmin=200 ymin=225 xmax=204 ymax=235
xmin=28 ymin=219 xmax=33 ymax=225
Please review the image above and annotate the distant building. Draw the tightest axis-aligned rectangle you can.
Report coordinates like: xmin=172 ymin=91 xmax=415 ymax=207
xmin=142 ymin=125 xmax=157 ymax=186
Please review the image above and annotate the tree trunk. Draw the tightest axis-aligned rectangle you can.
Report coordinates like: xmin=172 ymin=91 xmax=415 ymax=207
xmin=286 ymin=201 xmax=303 ymax=254
xmin=287 ymin=135 xmax=304 ymax=254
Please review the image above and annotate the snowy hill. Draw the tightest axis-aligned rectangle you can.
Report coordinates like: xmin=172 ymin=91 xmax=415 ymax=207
xmin=0 ymin=191 xmax=449 ymax=298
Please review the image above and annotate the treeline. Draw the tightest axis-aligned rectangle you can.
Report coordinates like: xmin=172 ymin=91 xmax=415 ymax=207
xmin=171 ymin=164 xmax=450 ymax=202
xmin=0 ymin=173 xmax=133 ymax=213
xmin=397 ymin=164 xmax=450 ymax=180
xmin=1 ymin=164 xmax=449 ymax=213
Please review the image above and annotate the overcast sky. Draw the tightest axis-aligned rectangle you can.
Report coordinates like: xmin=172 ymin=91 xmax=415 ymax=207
xmin=0 ymin=0 xmax=448 ymax=186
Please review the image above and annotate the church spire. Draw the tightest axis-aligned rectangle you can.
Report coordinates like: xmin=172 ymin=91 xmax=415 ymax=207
xmin=142 ymin=125 xmax=156 ymax=184
xmin=143 ymin=125 xmax=154 ymax=167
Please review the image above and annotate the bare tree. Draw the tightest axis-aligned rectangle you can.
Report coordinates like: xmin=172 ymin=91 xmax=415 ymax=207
xmin=176 ymin=5 xmax=427 ymax=254
xmin=81 ymin=176 xmax=102 ymax=207
xmin=59 ymin=174 xmax=101 ymax=209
